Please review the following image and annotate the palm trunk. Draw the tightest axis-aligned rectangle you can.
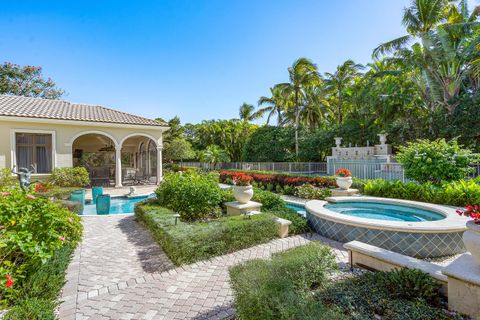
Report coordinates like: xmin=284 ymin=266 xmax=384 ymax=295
xmin=295 ymin=91 xmax=299 ymax=158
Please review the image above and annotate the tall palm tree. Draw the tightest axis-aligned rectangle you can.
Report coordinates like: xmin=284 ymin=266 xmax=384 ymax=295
xmin=324 ymin=60 xmax=363 ymax=125
xmin=275 ymin=58 xmax=320 ymax=157
xmin=238 ymin=103 xmax=263 ymax=122
xmin=257 ymin=86 xmax=291 ymax=125
xmin=372 ymin=0 xmax=452 ymax=58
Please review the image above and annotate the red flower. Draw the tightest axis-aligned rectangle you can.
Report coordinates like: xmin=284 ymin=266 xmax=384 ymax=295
xmin=232 ymin=173 xmax=253 ymax=186
xmin=458 ymin=205 xmax=480 ymax=224
xmin=58 ymin=236 xmax=65 ymax=242
xmin=0 ymin=192 xmax=11 ymax=197
xmin=5 ymin=274 xmax=14 ymax=289
xmin=335 ymin=168 xmax=352 ymax=177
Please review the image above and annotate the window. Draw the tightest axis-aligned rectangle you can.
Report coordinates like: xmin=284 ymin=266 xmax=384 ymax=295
xmin=15 ymin=133 xmax=52 ymax=173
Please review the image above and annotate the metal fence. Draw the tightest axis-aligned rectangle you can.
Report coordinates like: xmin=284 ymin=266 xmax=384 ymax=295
xmin=179 ymin=162 xmax=328 ymax=175
xmin=180 ymin=161 xmax=480 ymax=182
xmin=327 ymin=160 xmax=407 ymax=182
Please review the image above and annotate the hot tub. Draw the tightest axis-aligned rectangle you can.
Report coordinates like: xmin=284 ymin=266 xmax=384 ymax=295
xmin=306 ymin=197 xmax=468 ymax=258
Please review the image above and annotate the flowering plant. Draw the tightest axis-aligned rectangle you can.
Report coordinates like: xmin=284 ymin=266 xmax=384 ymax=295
xmin=335 ymin=168 xmax=352 ymax=177
xmin=457 ymin=205 xmax=480 ymax=224
xmin=232 ymin=173 xmax=253 ymax=186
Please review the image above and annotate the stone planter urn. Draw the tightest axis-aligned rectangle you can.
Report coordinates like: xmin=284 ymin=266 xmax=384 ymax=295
xmin=378 ymin=133 xmax=388 ymax=145
xmin=463 ymin=220 xmax=480 ymax=265
xmin=233 ymin=185 xmax=254 ymax=204
xmin=336 ymin=177 xmax=353 ymax=190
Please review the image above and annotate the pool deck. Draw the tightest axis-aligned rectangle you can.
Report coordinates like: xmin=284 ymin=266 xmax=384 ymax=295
xmin=58 ymin=215 xmax=348 ymax=320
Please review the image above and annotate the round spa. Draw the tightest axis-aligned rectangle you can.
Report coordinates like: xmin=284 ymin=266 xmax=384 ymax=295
xmin=306 ymin=197 xmax=468 ymax=258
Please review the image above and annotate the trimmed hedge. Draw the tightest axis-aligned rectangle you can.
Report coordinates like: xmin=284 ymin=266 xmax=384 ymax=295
xmin=364 ymin=179 xmax=480 ymax=207
xmin=135 ymin=202 xmax=279 ymax=265
xmin=4 ymin=245 xmax=76 ymax=320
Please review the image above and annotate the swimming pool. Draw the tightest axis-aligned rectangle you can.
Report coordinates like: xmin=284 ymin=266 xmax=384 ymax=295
xmin=83 ymin=194 xmax=154 ymax=215
xmin=324 ymin=201 xmax=444 ymax=222
xmin=286 ymin=203 xmax=306 ymax=217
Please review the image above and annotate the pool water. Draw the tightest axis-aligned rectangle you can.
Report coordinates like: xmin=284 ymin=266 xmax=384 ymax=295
xmin=324 ymin=202 xmax=445 ymax=222
xmin=286 ymin=203 xmax=307 ymax=217
xmin=83 ymin=194 xmax=155 ymax=215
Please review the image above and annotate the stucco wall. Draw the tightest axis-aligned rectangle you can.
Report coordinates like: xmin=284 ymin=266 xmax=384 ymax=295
xmin=0 ymin=117 xmax=164 ymax=172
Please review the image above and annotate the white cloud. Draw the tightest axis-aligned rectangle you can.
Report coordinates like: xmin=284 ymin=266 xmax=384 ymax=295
xmin=468 ymin=0 xmax=480 ymax=10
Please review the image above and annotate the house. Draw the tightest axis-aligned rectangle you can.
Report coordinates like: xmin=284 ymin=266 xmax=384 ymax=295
xmin=0 ymin=95 xmax=169 ymax=187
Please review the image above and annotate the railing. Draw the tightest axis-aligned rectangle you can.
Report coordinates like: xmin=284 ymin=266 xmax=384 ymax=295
xmin=179 ymin=162 xmax=328 ymax=175
xmin=180 ymin=160 xmax=480 ymax=182
xmin=327 ymin=160 xmax=407 ymax=182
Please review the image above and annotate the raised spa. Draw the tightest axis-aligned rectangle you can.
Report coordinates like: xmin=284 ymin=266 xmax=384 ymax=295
xmin=306 ymin=197 xmax=468 ymax=258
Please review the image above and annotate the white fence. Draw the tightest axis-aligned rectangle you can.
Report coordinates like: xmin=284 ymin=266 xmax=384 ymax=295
xmin=179 ymin=162 xmax=328 ymax=175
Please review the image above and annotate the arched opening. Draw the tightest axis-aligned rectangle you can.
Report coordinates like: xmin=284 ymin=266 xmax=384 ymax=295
xmin=72 ymin=133 xmax=117 ymax=186
xmin=121 ymin=136 xmax=158 ymax=185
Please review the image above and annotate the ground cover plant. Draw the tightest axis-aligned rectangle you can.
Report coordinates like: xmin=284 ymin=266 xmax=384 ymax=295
xmin=0 ymin=187 xmax=83 ymax=318
xmin=295 ymin=183 xmax=331 ymax=200
xmin=364 ymin=178 xmax=480 ymax=207
xmin=230 ymin=243 xmax=465 ymax=320
xmin=135 ymin=202 xmax=279 ymax=265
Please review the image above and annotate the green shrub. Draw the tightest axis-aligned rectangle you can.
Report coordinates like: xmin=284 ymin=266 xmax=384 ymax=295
xmin=135 ymin=203 xmax=279 ymax=265
xmin=46 ymin=167 xmax=90 ymax=187
xmin=396 ymin=139 xmax=473 ymax=183
xmin=3 ymin=298 xmax=55 ymax=320
xmin=0 ymin=168 xmax=16 ymax=190
xmin=268 ymin=207 xmax=310 ymax=235
xmin=156 ymin=171 xmax=223 ymax=221
xmin=364 ymin=179 xmax=480 ymax=206
xmin=230 ymin=242 xmax=339 ymax=320
xmin=0 ymin=188 xmax=82 ymax=304
xmin=295 ymin=184 xmax=332 ymax=200
xmin=252 ymin=188 xmax=285 ymax=210
xmin=376 ymin=268 xmax=441 ymax=305
xmin=318 ymin=269 xmax=456 ymax=320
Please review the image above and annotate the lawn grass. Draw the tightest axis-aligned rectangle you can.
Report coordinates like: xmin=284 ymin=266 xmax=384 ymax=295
xmin=135 ymin=201 xmax=280 ymax=265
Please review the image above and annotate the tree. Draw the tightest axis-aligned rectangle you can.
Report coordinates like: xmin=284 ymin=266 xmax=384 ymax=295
xmin=324 ymin=60 xmax=363 ymax=124
xmin=164 ymin=138 xmax=195 ymax=162
xmin=199 ymin=145 xmax=230 ymax=169
xmin=238 ymin=103 xmax=263 ymax=122
xmin=257 ymin=87 xmax=291 ymax=125
xmin=275 ymin=58 xmax=320 ymax=157
xmin=0 ymin=62 xmax=64 ymax=99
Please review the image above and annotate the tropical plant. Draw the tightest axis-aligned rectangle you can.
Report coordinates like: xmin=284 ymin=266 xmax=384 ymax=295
xmin=239 ymin=103 xmax=263 ymax=122
xmin=46 ymin=167 xmax=90 ymax=187
xmin=163 ymin=138 xmax=195 ymax=162
xmin=198 ymin=145 xmax=230 ymax=169
xmin=396 ymin=138 xmax=473 ymax=183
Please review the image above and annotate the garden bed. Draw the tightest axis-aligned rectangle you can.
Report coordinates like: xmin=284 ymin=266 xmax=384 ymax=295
xmin=135 ymin=202 xmax=282 ymax=265
xmin=229 ymin=243 xmax=466 ymax=320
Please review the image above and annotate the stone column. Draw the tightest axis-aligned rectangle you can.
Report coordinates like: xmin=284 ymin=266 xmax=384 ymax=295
xmin=156 ymin=146 xmax=163 ymax=184
xmin=115 ymin=147 xmax=122 ymax=187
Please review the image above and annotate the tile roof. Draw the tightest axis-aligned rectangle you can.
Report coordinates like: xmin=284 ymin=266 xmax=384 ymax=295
xmin=0 ymin=95 xmax=167 ymax=127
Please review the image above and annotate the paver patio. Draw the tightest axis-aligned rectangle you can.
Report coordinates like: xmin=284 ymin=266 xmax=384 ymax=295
xmin=59 ymin=215 xmax=348 ymax=320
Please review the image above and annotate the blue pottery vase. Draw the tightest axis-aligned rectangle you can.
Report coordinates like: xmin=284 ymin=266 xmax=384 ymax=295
xmin=92 ymin=186 xmax=104 ymax=204
xmin=96 ymin=194 xmax=111 ymax=215
xmin=69 ymin=189 xmax=85 ymax=215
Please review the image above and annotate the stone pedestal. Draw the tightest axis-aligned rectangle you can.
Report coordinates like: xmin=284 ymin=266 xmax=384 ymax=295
xmin=443 ymin=253 xmax=480 ymax=318
xmin=331 ymin=188 xmax=359 ymax=197
xmin=225 ymin=201 xmax=262 ymax=216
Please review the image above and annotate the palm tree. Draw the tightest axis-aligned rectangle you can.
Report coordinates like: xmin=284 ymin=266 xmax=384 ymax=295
xmin=238 ymin=103 xmax=263 ymax=122
xmin=257 ymin=87 xmax=291 ymax=125
xmin=275 ymin=58 xmax=320 ymax=157
xmin=372 ymin=0 xmax=452 ymax=58
xmin=324 ymin=60 xmax=363 ymax=124
xmin=199 ymin=145 xmax=230 ymax=169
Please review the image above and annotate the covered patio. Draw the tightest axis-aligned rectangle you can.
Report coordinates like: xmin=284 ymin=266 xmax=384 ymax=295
xmin=72 ymin=132 xmax=163 ymax=187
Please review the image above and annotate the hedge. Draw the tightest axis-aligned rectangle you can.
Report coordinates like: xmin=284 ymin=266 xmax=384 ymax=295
xmin=135 ymin=202 xmax=279 ymax=265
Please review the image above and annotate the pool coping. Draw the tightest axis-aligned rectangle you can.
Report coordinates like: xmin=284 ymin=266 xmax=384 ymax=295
xmin=306 ymin=196 xmax=468 ymax=233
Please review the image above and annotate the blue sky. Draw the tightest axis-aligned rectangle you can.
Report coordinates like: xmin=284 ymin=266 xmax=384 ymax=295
xmin=2 ymin=0 xmax=469 ymax=124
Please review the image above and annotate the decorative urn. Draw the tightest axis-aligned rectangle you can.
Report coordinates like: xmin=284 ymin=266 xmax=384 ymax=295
xmin=232 ymin=173 xmax=254 ymax=204
xmin=335 ymin=168 xmax=353 ymax=190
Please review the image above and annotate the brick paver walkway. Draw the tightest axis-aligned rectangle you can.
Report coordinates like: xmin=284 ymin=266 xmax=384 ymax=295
xmin=59 ymin=215 xmax=348 ymax=320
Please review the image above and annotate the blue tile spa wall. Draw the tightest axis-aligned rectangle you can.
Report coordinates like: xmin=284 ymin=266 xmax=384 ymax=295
xmin=307 ymin=213 xmax=465 ymax=258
